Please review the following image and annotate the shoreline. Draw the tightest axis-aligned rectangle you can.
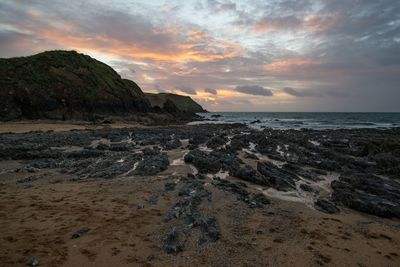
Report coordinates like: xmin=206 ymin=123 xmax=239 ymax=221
xmin=1 ymin=123 xmax=399 ymax=266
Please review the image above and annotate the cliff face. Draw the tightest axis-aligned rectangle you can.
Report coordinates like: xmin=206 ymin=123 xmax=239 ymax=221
xmin=145 ymin=93 xmax=205 ymax=113
xmin=0 ymin=50 xmax=204 ymax=121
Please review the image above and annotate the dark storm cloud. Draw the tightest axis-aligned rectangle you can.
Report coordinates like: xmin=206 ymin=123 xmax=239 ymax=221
xmin=79 ymin=11 xmax=181 ymax=54
xmin=235 ymin=85 xmax=273 ymax=96
xmin=205 ymin=88 xmax=217 ymax=95
xmin=0 ymin=29 xmax=28 ymax=46
xmin=177 ymin=86 xmax=197 ymax=95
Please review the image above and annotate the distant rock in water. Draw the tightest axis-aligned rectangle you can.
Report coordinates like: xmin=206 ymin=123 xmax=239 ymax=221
xmin=0 ymin=50 xmax=204 ymax=121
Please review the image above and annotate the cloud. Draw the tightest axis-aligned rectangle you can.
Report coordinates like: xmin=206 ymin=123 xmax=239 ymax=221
xmin=253 ymin=15 xmax=303 ymax=32
xmin=0 ymin=1 xmax=244 ymax=62
xmin=235 ymin=85 xmax=273 ymax=96
xmin=206 ymin=0 xmax=237 ymax=13
xmin=1 ymin=0 xmax=400 ymax=111
xmin=282 ymin=87 xmax=315 ymax=97
xmin=177 ymin=85 xmax=197 ymax=95
xmin=204 ymin=88 xmax=217 ymax=95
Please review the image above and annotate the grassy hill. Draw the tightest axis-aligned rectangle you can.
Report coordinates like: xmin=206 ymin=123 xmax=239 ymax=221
xmin=0 ymin=50 xmax=204 ymax=121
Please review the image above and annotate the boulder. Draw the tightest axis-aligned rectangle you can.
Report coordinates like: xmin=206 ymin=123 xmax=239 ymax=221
xmin=314 ymin=198 xmax=340 ymax=214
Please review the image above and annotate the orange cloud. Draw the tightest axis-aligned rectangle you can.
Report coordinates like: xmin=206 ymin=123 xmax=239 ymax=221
xmin=264 ymin=59 xmax=318 ymax=73
xmin=187 ymin=29 xmax=209 ymax=41
xmin=30 ymin=21 xmax=243 ymax=63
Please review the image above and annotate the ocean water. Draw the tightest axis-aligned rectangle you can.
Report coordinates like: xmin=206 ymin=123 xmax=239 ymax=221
xmin=190 ymin=112 xmax=400 ymax=129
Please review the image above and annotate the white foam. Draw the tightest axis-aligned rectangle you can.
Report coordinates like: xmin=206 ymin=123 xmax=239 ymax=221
xmin=198 ymin=144 xmax=213 ymax=152
xmin=249 ymin=142 xmax=256 ymax=150
xmin=309 ymin=140 xmax=321 ymax=146
xmin=261 ymin=188 xmax=304 ymax=203
xmin=249 ymin=171 xmax=340 ymax=210
xmin=276 ymin=145 xmax=284 ymax=157
xmin=190 ymin=165 xmax=198 ymax=175
xmin=121 ymin=161 xmax=140 ymax=176
xmin=206 ymin=169 xmax=229 ymax=180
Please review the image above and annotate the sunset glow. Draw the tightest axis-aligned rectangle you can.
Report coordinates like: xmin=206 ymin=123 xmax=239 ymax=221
xmin=1 ymin=0 xmax=399 ymax=111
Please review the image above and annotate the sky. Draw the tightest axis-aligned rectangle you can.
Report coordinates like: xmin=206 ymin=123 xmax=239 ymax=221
xmin=1 ymin=0 xmax=400 ymax=112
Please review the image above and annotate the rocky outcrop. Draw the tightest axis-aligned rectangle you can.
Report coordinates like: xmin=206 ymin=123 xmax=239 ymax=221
xmin=146 ymin=93 xmax=205 ymax=113
xmin=331 ymin=174 xmax=400 ymax=218
xmin=0 ymin=50 xmax=204 ymax=122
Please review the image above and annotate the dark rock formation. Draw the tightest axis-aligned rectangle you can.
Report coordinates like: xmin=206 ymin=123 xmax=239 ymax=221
xmin=331 ymin=174 xmax=400 ymax=218
xmin=184 ymin=148 xmax=241 ymax=174
xmin=133 ymin=151 xmax=169 ymax=176
xmin=163 ymin=176 xmax=220 ymax=254
xmin=0 ymin=50 xmax=204 ymax=122
xmin=212 ymin=178 xmax=270 ymax=208
xmin=70 ymin=227 xmax=90 ymax=239
xmin=314 ymin=198 xmax=340 ymax=214
xmin=257 ymin=161 xmax=299 ymax=191
xmin=230 ymin=165 xmax=269 ymax=186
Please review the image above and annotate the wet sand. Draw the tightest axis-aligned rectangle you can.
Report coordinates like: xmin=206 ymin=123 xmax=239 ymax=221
xmin=1 ymin=167 xmax=399 ymax=266
xmin=0 ymin=121 xmax=145 ymax=134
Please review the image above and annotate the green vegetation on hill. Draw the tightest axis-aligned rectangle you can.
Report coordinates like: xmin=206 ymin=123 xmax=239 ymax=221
xmin=0 ymin=50 xmax=204 ymax=121
xmin=146 ymin=93 xmax=205 ymax=113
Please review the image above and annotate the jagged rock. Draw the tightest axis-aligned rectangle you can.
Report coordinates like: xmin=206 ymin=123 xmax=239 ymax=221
xmin=212 ymin=178 xmax=270 ymax=208
xmin=244 ymin=152 xmax=259 ymax=160
xmin=184 ymin=149 xmax=220 ymax=173
xmin=282 ymin=163 xmax=322 ymax=182
xmin=71 ymin=227 xmax=90 ymax=239
xmin=189 ymin=135 xmax=210 ymax=146
xmin=198 ymin=216 xmax=220 ymax=245
xmin=26 ymin=257 xmax=39 ymax=266
xmin=163 ymin=177 xmax=219 ymax=254
xmin=143 ymin=146 xmax=160 ymax=156
xmin=257 ymin=161 xmax=298 ymax=191
xmin=230 ymin=165 xmax=269 ymax=186
xmin=109 ymin=143 xmax=133 ymax=151
xmin=206 ymin=135 xmax=227 ymax=149
xmin=331 ymin=174 xmax=400 ymax=218
xmin=249 ymin=193 xmax=271 ymax=208
xmin=16 ymin=174 xmax=45 ymax=184
xmin=164 ymin=139 xmax=182 ymax=150
xmin=184 ymin=148 xmax=242 ymax=174
xmin=299 ymin=183 xmax=316 ymax=193
xmin=133 ymin=153 xmax=169 ymax=176
xmin=163 ymin=227 xmax=183 ymax=255
xmin=64 ymin=154 xmax=141 ymax=179
xmin=314 ymin=198 xmax=339 ymax=214
xmin=164 ymin=182 xmax=176 ymax=192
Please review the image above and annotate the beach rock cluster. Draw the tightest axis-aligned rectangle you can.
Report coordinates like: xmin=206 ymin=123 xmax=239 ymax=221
xmin=1 ymin=124 xmax=400 ymax=221
xmin=163 ymin=175 xmax=220 ymax=254
xmin=332 ymin=173 xmax=400 ymax=218
xmin=212 ymin=178 xmax=270 ymax=208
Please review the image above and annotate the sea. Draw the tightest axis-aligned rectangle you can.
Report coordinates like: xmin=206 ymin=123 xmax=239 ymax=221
xmin=189 ymin=112 xmax=400 ymax=130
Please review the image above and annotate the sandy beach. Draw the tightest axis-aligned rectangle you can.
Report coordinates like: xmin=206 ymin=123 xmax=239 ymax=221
xmin=0 ymin=122 xmax=399 ymax=266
